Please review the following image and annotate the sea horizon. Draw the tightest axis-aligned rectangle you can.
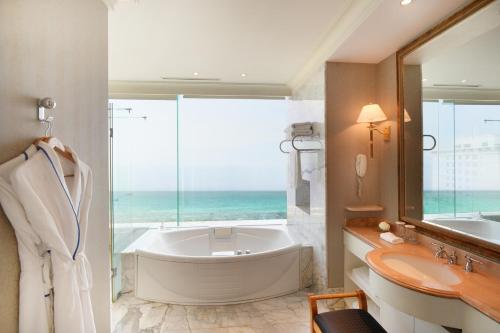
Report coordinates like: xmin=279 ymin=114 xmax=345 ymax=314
xmin=113 ymin=190 xmax=287 ymax=223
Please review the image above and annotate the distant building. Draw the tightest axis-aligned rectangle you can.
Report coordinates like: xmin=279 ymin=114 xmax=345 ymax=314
xmin=425 ymin=135 xmax=500 ymax=191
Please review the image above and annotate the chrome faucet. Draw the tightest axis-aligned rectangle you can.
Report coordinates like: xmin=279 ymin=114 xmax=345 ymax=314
xmin=446 ymin=250 xmax=458 ymax=265
xmin=464 ymin=255 xmax=483 ymax=272
xmin=432 ymin=243 xmax=447 ymax=258
xmin=431 ymin=243 xmax=457 ymax=264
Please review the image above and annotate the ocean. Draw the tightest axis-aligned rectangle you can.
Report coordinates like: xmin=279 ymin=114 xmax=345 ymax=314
xmin=113 ymin=191 xmax=287 ymax=223
xmin=112 ymin=190 xmax=500 ymax=224
xmin=424 ymin=191 xmax=500 ymax=214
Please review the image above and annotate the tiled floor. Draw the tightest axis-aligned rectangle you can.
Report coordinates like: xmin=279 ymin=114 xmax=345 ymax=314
xmin=112 ymin=291 xmax=332 ymax=333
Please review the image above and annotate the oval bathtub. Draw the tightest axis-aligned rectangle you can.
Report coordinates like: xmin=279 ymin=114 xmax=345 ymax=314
xmin=130 ymin=226 xmax=303 ymax=305
xmin=426 ymin=217 xmax=500 ymax=245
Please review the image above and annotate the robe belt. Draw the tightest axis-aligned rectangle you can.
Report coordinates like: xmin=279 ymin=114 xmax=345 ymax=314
xmin=41 ymin=250 xmax=53 ymax=295
xmin=75 ymin=252 xmax=93 ymax=292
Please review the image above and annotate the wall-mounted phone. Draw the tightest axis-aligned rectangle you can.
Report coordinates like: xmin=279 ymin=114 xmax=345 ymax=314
xmin=355 ymin=154 xmax=367 ymax=198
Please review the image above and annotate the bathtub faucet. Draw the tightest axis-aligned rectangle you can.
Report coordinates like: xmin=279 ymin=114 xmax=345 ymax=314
xmin=235 ymin=250 xmax=251 ymax=255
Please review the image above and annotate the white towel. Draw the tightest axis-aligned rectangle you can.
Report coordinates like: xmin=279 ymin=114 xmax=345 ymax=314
xmin=288 ymin=150 xmax=304 ymax=189
xmin=292 ymin=122 xmax=313 ymax=129
xmin=292 ymin=122 xmax=313 ymax=136
xmin=292 ymin=128 xmax=313 ymax=137
xmin=380 ymin=232 xmax=404 ymax=244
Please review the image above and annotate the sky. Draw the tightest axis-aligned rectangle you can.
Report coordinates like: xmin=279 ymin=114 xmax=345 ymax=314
xmin=110 ymin=98 xmax=288 ymax=191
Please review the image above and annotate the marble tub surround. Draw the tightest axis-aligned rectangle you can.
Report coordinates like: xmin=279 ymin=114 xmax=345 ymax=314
xmin=121 ymin=253 xmax=135 ymax=294
xmin=287 ymin=64 xmax=328 ymax=293
xmin=112 ymin=291 xmax=335 ymax=333
xmin=344 ymin=223 xmax=500 ymax=322
xmin=299 ymin=245 xmax=314 ymax=289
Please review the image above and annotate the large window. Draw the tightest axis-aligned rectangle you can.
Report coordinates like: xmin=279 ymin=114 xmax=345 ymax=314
xmin=177 ymin=97 xmax=287 ymax=223
xmin=423 ymin=101 xmax=500 ymax=219
xmin=110 ymin=97 xmax=287 ymax=242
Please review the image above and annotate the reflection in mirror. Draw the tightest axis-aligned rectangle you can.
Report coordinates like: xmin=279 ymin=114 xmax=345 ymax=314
xmin=401 ymin=0 xmax=500 ymax=246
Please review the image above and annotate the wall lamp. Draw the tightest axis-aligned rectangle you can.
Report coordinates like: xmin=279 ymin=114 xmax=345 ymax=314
xmin=357 ymin=103 xmax=391 ymax=158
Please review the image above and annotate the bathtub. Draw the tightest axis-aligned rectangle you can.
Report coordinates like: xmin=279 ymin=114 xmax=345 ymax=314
xmin=425 ymin=217 xmax=500 ymax=245
xmin=129 ymin=226 xmax=303 ymax=305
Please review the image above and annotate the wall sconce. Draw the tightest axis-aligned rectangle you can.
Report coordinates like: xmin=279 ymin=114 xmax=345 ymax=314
xmin=357 ymin=103 xmax=391 ymax=158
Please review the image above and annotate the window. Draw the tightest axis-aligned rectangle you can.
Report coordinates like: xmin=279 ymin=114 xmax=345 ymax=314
xmin=423 ymin=101 xmax=500 ymax=219
xmin=110 ymin=97 xmax=288 ymax=246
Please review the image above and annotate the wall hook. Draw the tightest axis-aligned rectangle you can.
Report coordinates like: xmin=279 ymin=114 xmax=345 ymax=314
xmin=38 ymin=97 xmax=56 ymax=122
xmin=38 ymin=97 xmax=56 ymax=136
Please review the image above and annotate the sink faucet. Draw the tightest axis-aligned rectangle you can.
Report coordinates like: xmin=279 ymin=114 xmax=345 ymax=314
xmin=464 ymin=255 xmax=483 ymax=272
xmin=431 ymin=243 xmax=457 ymax=264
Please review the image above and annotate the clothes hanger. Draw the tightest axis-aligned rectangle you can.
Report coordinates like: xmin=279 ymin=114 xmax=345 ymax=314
xmin=34 ymin=136 xmax=75 ymax=177
xmin=34 ymin=111 xmax=75 ymax=178
xmin=34 ymin=136 xmax=75 ymax=164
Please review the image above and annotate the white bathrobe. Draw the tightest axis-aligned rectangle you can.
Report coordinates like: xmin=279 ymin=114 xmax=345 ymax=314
xmin=0 ymin=145 xmax=53 ymax=333
xmin=10 ymin=141 xmax=96 ymax=333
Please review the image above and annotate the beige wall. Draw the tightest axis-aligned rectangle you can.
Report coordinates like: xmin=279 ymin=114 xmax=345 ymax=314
xmin=325 ymin=62 xmax=385 ymax=287
xmin=0 ymin=0 xmax=110 ymax=331
xmin=325 ymin=57 xmax=400 ymax=287
xmin=376 ymin=55 xmax=399 ymax=222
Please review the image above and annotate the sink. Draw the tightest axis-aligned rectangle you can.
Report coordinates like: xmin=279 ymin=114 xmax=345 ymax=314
xmin=380 ymin=253 xmax=461 ymax=290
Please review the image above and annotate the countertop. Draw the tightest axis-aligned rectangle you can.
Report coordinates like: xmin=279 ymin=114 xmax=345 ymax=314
xmin=344 ymin=225 xmax=500 ymax=323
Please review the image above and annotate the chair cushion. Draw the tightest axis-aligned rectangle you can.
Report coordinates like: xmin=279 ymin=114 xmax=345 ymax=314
xmin=314 ymin=309 xmax=387 ymax=333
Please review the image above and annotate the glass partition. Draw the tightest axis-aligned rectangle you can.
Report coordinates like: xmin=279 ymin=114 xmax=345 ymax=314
xmin=423 ymin=101 xmax=500 ymax=220
xmin=423 ymin=100 xmax=456 ymax=217
xmin=109 ymin=96 xmax=288 ymax=298
xmin=109 ymin=99 xmax=177 ymax=299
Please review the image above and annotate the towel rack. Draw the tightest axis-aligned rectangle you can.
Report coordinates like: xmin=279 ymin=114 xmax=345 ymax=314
xmin=280 ymin=135 xmax=322 ymax=154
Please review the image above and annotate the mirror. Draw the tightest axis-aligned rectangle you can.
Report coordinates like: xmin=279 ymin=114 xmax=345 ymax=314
xmin=398 ymin=0 xmax=500 ymax=253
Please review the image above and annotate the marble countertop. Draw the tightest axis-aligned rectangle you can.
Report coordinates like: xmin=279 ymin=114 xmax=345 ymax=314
xmin=344 ymin=225 xmax=500 ymax=323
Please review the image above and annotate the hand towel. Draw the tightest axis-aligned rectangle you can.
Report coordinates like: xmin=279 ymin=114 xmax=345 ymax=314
xmin=380 ymin=232 xmax=404 ymax=244
xmin=288 ymin=149 xmax=304 ymax=189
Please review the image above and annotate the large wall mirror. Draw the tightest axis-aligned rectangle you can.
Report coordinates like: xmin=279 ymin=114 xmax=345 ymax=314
xmin=398 ymin=0 xmax=500 ymax=257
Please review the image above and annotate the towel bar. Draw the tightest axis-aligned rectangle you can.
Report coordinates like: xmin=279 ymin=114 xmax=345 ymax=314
xmin=279 ymin=135 xmax=322 ymax=154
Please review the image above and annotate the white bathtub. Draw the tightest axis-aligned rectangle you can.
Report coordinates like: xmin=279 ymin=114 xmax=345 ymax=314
xmin=425 ymin=217 xmax=500 ymax=245
xmin=130 ymin=226 xmax=302 ymax=305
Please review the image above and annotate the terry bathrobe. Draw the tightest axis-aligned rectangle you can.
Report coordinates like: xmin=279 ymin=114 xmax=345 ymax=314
xmin=10 ymin=141 xmax=96 ymax=333
xmin=0 ymin=145 xmax=53 ymax=333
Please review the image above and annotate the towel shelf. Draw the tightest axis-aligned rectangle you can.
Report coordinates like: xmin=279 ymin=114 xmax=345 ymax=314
xmin=280 ymin=135 xmax=322 ymax=154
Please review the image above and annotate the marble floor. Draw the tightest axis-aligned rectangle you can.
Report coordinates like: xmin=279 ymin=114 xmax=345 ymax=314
xmin=112 ymin=291 xmax=333 ymax=333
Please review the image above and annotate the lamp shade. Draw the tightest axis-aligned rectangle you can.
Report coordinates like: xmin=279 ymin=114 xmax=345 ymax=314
xmin=357 ymin=103 xmax=387 ymax=123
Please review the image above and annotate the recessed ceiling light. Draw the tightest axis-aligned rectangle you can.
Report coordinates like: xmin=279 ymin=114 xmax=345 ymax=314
xmin=193 ymin=72 xmax=199 ymax=76
xmin=422 ymin=78 xmax=428 ymax=82
xmin=401 ymin=0 xmax=413 ymax=5
xmin=461 ymin=79 xmax=467 ymax=83
xmin=241 ymin=73 xmax=247 ymax=77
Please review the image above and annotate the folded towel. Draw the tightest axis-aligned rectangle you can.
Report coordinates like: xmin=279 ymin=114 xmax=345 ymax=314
xmin=380 ymin=232 xmax=404 ymax=244
xmin=284 ymin=123 xmax=315 ymax=139
xmin=292 ymin=128 xmax=313 ymax=136
xmin=292 ymin=122 xmax=313 ymax=129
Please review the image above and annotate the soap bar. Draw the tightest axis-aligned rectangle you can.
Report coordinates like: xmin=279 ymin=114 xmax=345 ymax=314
xmin=380 ymin=232 xmax=404 ymax=244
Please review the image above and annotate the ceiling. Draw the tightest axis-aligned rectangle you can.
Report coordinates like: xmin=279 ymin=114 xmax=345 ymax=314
xmin=109 ymin=0 xmax=352 ymax=84
xmin=329 ymin=0 xmax=473 ymax=63
xmin=108 ymin=0 xmax=474 ymax=92
xmin=405 ymin=1 xmax=500 ymax=90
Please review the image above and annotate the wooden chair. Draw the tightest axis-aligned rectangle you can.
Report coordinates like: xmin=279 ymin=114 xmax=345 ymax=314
xmin=309 ymin=290 xmax=387 ymax=333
